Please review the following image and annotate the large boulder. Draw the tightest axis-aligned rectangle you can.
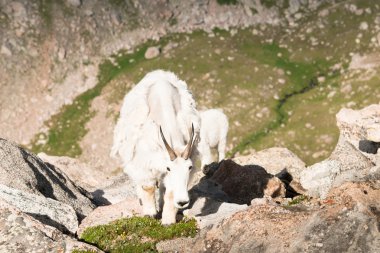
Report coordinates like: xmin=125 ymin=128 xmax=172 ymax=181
xmin=336 ymin=104 xmax=380 ymax=159
xmin=0 ymin=138 xmax=95 ymax=219
xmin=301 ymin=105 xmax=380 ymax=198
xmin=0 ymin=184 xmax=78 ymax=234
xmin=157 ymin=182 xmax=380 ymax=253
xmin=0 ymin=199 xmax=102 ymax=252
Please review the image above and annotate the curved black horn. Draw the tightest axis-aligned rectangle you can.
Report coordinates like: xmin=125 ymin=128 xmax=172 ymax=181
xmin=181 ymin=123 xmax=194 ymax=160
xmin=160 ymin=126 xmax=177 ymax=161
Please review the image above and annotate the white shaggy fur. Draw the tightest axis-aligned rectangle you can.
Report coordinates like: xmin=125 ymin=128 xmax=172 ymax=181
xmin=111 ymin=70 xmax=200 ymax=225
xmin=198 ymin=109 xmax=229 ymax=169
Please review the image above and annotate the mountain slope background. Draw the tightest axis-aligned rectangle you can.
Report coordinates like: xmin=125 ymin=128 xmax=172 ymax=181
xmin=1 ymin=0 xmax=379 ymax=172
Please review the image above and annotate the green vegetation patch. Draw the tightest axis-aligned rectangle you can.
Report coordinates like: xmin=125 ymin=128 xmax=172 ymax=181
xmin=30 ymin=46 xmax=147 ymax=157
xmin=38 ymin=0 xmax=53 ymax=29
xmin=286 ymin=195 xmax=310 ymax=206
xmin=80 ymin=216 xmax=198 ymax=253
xmin=217 ymin=0 xmax=238 ymax=5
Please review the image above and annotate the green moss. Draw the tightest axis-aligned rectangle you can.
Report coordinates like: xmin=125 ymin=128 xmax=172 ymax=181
xmin=38 ymin=0 xmax=53 ymax=30
xmin=260 ymin=0 xmax=277 ymax=8
xmin=286 ymin=195 xmax=310 ymax=206
xmin=80 ymin=216 xmax=198 ymax=253
xmin=217 ymin=0 xmax=238 ymax=5
xmin=72 ymin=250 xmax=98 ymax=253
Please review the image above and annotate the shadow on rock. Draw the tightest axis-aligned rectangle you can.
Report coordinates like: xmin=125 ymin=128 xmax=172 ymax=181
xmin=198 ymin=159 xmax=286 ymax=205
xmin=91 ymin=189 xmax=112 ymax=206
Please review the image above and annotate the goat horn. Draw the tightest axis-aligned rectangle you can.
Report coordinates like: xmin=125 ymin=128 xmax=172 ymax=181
xmin=160 ymin=126 xmax=177 ymax=161
xmin=181 ymin=123 xmax=194 ymax=160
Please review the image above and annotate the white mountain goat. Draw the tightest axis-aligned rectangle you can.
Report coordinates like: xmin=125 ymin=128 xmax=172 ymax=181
xmin=198 ymin=109 xmax=229 ymax=170
xmin=111 ymin=70 xmax=200 ymax=225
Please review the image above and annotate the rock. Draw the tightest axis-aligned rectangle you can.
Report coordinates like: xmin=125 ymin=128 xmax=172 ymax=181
xmin=300 ymin=135 xmax=377 ymax=199
xmin=349 ymin=53 xmax=380 ymax=69
xmin=92 ymin=173 xmax=136 ymax=205
xmin=0 ymin=199 xmax=101 ymax=252
xmin=38 ymin=153 xmax=109 ymax=190
xmin=209 ymin=160 xmax=286 ymax=204
xmin=183 ymin=197 xmax=248 ymax=229
xmin=144 ymin=46 xmax=160 ymax=59
xmin=1 ymin=44 xmax=12 ymax=56
xmin=10 ymin=1 xmax=27 ymax=19
xmin=233 ymin=147 xmax=306 ymax=182
xmin=66 ymin=0 xmax=81 ymax=7
xmin=300 ymin=104 xmax=380 ymax=199
xmin=0 ymin=138 xmax=95 ymax=220
xmin=78 ymin=198 xmax=142 ymax=237
xmin=58 ymin=47 xmax=66 ymax=61
xmin=336 ymin=104 xmax=380 ymax=155
xmin=158 ymin=182 xmax=380 ymax=253
xmin=359 ymin=21 xmax=369 ymax=30
xmin=300 ymin=160 xmax=342 ymax=198
xmin=0 ymin=184 xmax=78 ymax=234
xmin=162 ymin=42 xmax=179 ymax=54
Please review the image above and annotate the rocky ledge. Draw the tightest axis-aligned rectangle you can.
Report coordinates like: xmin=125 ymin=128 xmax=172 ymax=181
xmin=0 ymin=104 xmax=379 ymax=252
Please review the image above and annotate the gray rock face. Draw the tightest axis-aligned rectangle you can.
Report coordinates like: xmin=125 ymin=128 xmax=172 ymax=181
xmin=0 ymin=184 xmax=78 ymax=234
xmin=336 ymin=104 xmax=380 ymax=155
xmin=0 ymin=138 xmax=95 ymax=219
xmin=183 ymin=197 xmax=248 ymax=229
xmin=0 ymin=200 xmax=102 ymax=253
xmin=38 ymin=153 xmax=109 ymax=191
xmin=300 ymin=105 xmax=380 ymax=199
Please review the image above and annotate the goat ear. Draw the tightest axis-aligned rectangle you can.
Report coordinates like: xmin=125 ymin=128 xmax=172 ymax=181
xmin=181 ymin=123 xmax=194 ymax=160
xmin=160 ymin=126 xmax=177 ymax=161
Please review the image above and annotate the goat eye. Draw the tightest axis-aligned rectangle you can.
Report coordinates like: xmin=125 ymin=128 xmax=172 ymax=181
xmin=167 ymin=167 xmax=171 ymax=172
xmin=189 ymin=166 xmax=193 ymax=170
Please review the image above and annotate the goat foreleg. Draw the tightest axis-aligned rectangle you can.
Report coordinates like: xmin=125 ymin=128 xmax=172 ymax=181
xmin=161 ymin=190 xmax=177 ymax=225
xmin=137 ymin=184 xmax=157 ymax=217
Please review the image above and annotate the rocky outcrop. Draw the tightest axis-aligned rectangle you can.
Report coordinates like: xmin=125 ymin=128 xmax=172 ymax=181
xmin=300 ymin=105 xmax=380 ymax=198
xmin=37 ymin=153 xmax=136 ymax=205
xmin=0 ymin=184 xmax=78 ymax=234
xmin=157 ymin=181 xmax=380 ymax=253
xmin=0 ymin=138 xmax=95 ymax=219
xmin=0 ymin=199 xmax=102 ymax=253
xmin=38 ymin=153 xmax=110 ymax=190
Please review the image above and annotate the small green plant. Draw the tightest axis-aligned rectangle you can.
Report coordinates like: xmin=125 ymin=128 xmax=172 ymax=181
xmin=287 ymin=195 xmax=310 ymax=206
xmin=38 ymin=0 xmax=53 ymax=30
xmin=72 ymin=250 xmax=98 ymax=253
xmin=217 ymin=0 xmax=238 ymax=5
xmin=260 ymin=0 xmax=277 ymax=8
xmin=80 ymin=216 xmax=198 ymax=253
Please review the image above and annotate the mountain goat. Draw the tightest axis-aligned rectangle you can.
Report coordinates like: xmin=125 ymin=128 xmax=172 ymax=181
xmin=111 ymin=70 xmax=200 ymax=225
xmin=198 ymin=109 xmax=229 ymax=170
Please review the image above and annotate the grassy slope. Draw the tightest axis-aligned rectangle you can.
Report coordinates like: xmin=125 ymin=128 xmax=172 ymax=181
xmin=30 ymin=0 xmax=380 ymax=165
